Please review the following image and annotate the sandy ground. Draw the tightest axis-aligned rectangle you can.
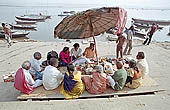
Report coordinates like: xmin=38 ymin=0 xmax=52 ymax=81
xmin=0 ymin=37 xmax=170 ymax=110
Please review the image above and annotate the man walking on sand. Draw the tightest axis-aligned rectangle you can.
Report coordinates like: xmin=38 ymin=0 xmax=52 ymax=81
xmin=2 ymin=23 xmax=12 ymax=47
xmin=143 ymin=23 xmax=157 ymax=45
xmin=116 ymin=33 xmax=126 ymax=59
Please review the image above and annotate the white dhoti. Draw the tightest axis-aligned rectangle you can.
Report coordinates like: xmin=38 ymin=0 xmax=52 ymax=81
xmin=33 ymin=79 xmax=43 ymax=88
xmin=72 ymin=57 xmax=92 ymax=66
xmin=107 ymin=75 xmax=116 ymax=89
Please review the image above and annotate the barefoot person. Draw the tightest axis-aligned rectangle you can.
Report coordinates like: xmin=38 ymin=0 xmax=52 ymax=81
xmin=83 ymin=43 xmax=96 ymax=61
xmin=59 ymin=47 xmax=71 ymax=66
xmin=2 ymin=23 xmax=12 ymax=47
xmin=123 ymin=26 xmax=134 ymax=55
xmin=82 ymin=65 xmax=107 ymax=94
xmin=116 ymin=33 xmax=126 ymax=59
xmin=143 ymin=23 xmax=157 ymax=45
xmin=106 ymin=61 xmax=127 ymax=90
xmin=70 ymin=43 xmax=82 ymax=62
xmin=60 ymin=64 xmax=85 ymax=99
xmin=136 ymin=52 xmax=149 ymax=79
xmin=14 ymin=61 xmax=43 ymax=94
xmin=29 ymin=52 xmax=44 ymax=80
xmin=43 ymin=58 xmax=64 ymax=90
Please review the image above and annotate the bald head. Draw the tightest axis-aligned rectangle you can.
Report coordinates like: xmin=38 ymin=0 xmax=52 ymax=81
xmin=22 ymin=61 xmax=31 ymax=70
xmin=116 ymin=61 xmax=123 ymax=69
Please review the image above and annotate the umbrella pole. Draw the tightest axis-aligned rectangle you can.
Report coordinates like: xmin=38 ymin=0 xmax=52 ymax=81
xmin=88 ymin=16 xmax=98 ymax=63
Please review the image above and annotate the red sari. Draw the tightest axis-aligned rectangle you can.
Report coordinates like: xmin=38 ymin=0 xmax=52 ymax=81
xmin=82 ymin=72 xmax=107 ymax=94
xmin=14 ymin=68 xmax=34 ymax=94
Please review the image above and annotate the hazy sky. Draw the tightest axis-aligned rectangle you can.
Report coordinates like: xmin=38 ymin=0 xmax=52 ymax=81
xmin=0 ymin=0 xmax=169 ymax=8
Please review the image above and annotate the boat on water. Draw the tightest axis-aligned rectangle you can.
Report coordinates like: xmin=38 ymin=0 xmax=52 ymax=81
xmin=58 ymin=11 xmax=75 ymax=17
xmin=24 ymin=14 xmax=51 ymax=19
xmin=132 ymin=18 xmax=170 ymax=26
xmin=15 ymin=19 xmax=37 ymax=24
xmin=15 ymin=15 xmax=46 ymax=21
xmin=134 ymin=23 xmax=163 ymax=30
xmin=9 ymin=24 xmax=37 ymax=30
xmin=63 ymin=11 xmax=76 ymax=14
xmin=0 ymin=31 xmax=30 ymax=38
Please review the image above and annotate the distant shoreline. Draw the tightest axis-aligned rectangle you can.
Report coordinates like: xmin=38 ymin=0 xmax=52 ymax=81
xmin=0 ymin=4 xmax=170 ymax=11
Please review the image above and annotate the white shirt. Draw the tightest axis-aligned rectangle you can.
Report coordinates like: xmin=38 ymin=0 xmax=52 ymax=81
xmin=29 ymin=57 xmax=42 ymax=75
xmin=127 ymin=30 xmax=133 ymax=40
xmin=23 ymin=68 xmax=35 ymax=86
xmin=43 ymin=65 xmax=64 ymax=90
xmin=71 ymin=48 xmax=82 ymax=58
xmin=136 ymin=59 xmax=149 ymax=77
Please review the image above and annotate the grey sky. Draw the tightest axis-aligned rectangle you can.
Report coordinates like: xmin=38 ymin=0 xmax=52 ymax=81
xmin=0 ymin=0 xmax=169 ymax=8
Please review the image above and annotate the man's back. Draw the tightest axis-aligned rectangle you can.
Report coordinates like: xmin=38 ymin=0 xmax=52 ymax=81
xmin=117 ymin=36 xmax=126 ymax=47
xmin=43 ymin=65 xmax=63 ymax=90
xmin=112 ymin=67 xmax=127 ymax=90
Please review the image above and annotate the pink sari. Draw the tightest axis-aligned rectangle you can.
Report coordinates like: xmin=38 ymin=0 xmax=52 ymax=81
xmin=14 ymin=68 xmax=33 ymax=94
xmin=82 ymin=72 xmax=107 ymax=94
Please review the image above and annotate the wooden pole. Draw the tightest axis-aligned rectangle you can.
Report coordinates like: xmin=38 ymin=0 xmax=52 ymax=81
xmin=88 ymin=16 xmax=98 ymax=63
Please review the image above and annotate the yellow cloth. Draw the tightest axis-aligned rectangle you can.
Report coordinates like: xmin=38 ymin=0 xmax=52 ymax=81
xmin=126 ymin=80 xmax=141 ymax=89
xmin=60 ymin=71 xmax=85 ymax=99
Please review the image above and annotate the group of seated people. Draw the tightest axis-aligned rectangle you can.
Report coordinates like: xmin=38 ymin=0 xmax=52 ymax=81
xmin=14 ymin=42 xmax=149 ymax=99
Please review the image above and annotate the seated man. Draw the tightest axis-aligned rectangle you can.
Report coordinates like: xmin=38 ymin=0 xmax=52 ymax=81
xmin=29 ymin=52 xmax=44 ymax=80
xmin=43 ymin=58 xmax=64 ymax=90
xmin=136 ymin=52 xmax=149 ymax=79
xmin=82 ymin=65 xmax=107 ymax=94
xmin=107 ymin=61 xmax=127 ymax=90
xmin=14 ymin=61 xmax=43 ymax=94
xmin=71 ymin=43 xmax=82 ymax=61
xmin=83 ymin=43 xmax=96 ymax=60
xmin=42 ymin=50 xmax=58 ymax=67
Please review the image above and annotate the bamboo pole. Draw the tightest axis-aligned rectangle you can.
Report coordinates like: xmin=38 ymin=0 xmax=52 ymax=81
xmin=88 ymin=16 xmax=98 ymax=63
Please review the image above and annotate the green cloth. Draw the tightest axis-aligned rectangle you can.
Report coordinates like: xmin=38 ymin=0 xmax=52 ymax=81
xmin=112 ymin=67 xmax=127 ymax=90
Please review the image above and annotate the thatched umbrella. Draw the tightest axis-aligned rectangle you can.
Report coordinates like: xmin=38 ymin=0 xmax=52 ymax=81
xmin=54 ymin=7 xmax=127 ymax=59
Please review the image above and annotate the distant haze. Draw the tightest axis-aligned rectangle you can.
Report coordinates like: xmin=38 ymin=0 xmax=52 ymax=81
xmin=0 ymin=0 xmax=170 ymax=9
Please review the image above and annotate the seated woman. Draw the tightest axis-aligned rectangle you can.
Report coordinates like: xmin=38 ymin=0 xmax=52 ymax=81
xmin=59 ymin=47 xmax=71 ymax=66
xmin=82 ymin=65 xmax=107 ymax=94
xmin=14 ymin=61 xmax=42 ymax=94
xmin=125 ymin=59 xmax=141 ymax=89
xmin=60 ymin=64 xmax=85 ymax=99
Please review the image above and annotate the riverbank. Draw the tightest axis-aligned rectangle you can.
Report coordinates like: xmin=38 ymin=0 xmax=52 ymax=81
xmin=0 ymin=39 xmax=170 ymax=109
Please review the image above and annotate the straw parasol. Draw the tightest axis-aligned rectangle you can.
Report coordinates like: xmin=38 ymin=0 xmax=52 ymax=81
xmin=54 ymin=7 xmax=127 ymax=59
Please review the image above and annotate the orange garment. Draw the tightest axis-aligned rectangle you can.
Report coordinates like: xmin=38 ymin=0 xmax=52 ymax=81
xmin=133 ymin=70 xmax=141 ymax=80
xmin=83 ymin=47 xmax=95 ymax=58
xmin=82 ymin=72 xmax=107 ymax=94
